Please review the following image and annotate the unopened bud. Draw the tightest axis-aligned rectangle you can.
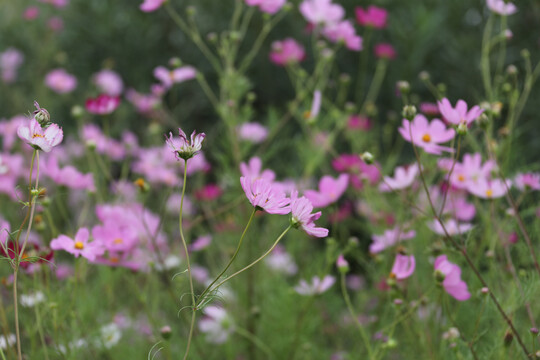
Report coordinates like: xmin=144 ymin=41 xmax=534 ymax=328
xmin=436 ymin=83 xmax=446 ymax=94
xmin=361 ymin=152 xmax=374 ymax=164
xmin=160 ymin=326 xmax=172 ymax=340
xmin=478 ymin=113 xmax=489 ymax=129
xmin=418 ymin=71 xmax=430 ymax=81
xmin=531 ymin=327 xmax=539 ymax=335
xmin=230 ymin=31 xmax=241 ymax=42
xmin=33 ymin=101 xmax=51 ymax=127
xmin=336 ymin=254 xmax=350 ymax=273
xmin=434 ymin=270 xmax=445 ymax=283
xmin=456 ymin=122 xmax=468 ymax=136
xmin=503 ymin=330 xmax=513 ymax=346
xmin=169 ymin=57 xmax=182 ymax=68
xmin=506 ymin=65 xmax=518 ymax=76
xmin=71 ymin=105 xmax=84 ymax=119
xmin=481 ymin=287 xmax=489 ymax=295
xmin=30 ymin=188 xmax=40 ymax=197
xmin=502 ymin=83 xmax=512 ymax=93
xmin=186 ymin=6 xmax=196 ymax=17
xmin=207 ymin=32 xmax=217 ymax=43
xmin=396 ymin=81 xmax=410 ymax=94
xmin=402 ymin=105 xmax=417 ymax=120
xmin=521 ymin=49 xmax=530 ymax=59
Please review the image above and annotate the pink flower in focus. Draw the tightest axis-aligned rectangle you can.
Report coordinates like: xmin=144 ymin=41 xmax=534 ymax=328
xmin=44 ymin=69 xmax=77 ymax=94
xmin=23 ymin=6 xmax=40 ymax=20
xmin=370 ymin=228 xmax=415 ymax=254
xmin=304 ymin=174 xmax=348 ymax=208
xmin=270 ymin=38 xmax=306 ymax=66
xmin=390 ymin=254 xmax=415 ymax=280
xmin=165 ymin=128 xmax=205 ymax=161
xmin=486 ymin=0 xmax=517 ymax=15
xmin=514 ymin=173 xmax=540 ymax=191
xmin=240 ymin=157 xmax=276 ymax=183
xmin=290 ymin=191 xmax=328 ymax=237
xmin=85 ymin=94 xmax=120 ymax=115
xmin=17 ymin=119 xmax=63 ymax=153
xmin=240 ymin=176 xmax=291 ymax=214
xmin=93 ymin=70 xmax=124 ymax=96
xmin=379 ymin=164 xmax=418 ymax=192
xmin=0 ymin=48 xmax=24 ymax=83
xmin=437 ymin=98 xmax=484 ymax=126
xmin=398 ymin=114 xmax=455 ymax=155
xmin=140 ymin=0 xmax=166 ymax=12
xmin=237 ymin=122 xmax=268 ymax=143
xmin=347 ymin=115 xmax=371 ymax=131
xmin=467 ymin=178 xmax=510 ymax=199
xmin=374 ymin=43 xmax=396 ymax=60
xmin=299 ymin=0 xmax=344 ymax=26
xmin=434 ymin=255 xmax=470 ymax=301
xmin=322 ymin=20 xmax=363 ymax=51
xmin=154 ymin=66 xmax=196 ymax=89
xmin=294 ymin=275 xmax=335 ymax=295
xmin=355 ymin=5 xmax=388 ymax=29
xmin=51 ymin=228 xmax=105 ymax=261
xmin=245 ymin=0 xmax=286 ymax=14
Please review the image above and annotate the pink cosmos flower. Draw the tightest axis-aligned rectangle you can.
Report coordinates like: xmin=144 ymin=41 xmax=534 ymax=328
xmin=420 ymin=102 xmax=439 ymax=116
xmin=189 ymin=234 xmax=212 ymax=252
xmin=428 ymin=219 xmax=473 ymax=236
xmin=486 ymin=0 xmax=517 ymax=15
xmin=154 ymin=65 xmax=196 ymax=89
xmin=17 ymin=119 xmax=63 ymax=153
xmin=290 ymin=191 xmax=328 ymax=237
xmin=47 ymin=17 xmax=64 ymax=32
xmin=51 ymin=228 xmax=105 ymax=261
xmin=140 ymin=0 xmax=166 ymax=12
xmin=270 ymin=38 xmax=306 ymax=66
xmin=165 ymin=128 xmax=205 ymax=161
xmin=332 ymin=154 xmax=380 ymax=190
xmin=294 ymin=275 xmax=335 ymax=295
xmin=322 ymin=20 xmax=363 ymax=51
xmin=370 ymin=227 xmax=415 ymax=254
xmin=195 ymin=184 xmax=223 ymax=201
xmin=245 ymin=0 xmax=286 ymax=14
xmin=199 ymin=306 xmax=235 ymax=344
xmin=0 ymin=115 xmax=26 ymax=150
xmin=44 ymin=69 xmax=77 ymax=94
xmin=85 ymin=94 xmax=120 ymax=115
xmin=237 ymin=122 xmax=268 ymax=143
xmin=390 ymin=254 xmax=415 ymax=280
xmin=42 ymin=155 xmax=95 ymax=191
xmin=434 ymin=255 xmax=470 ymax=301
xmin=440 ymin=153 xmax=496 ymax=190
xmin=0 ymin=153 xmax=24 ymax=199
xmin=347 ymin=115 xmax=371 ymax=131
xmin=514 ymin=173 xmax=540 ymax=191
xmin=398 ymin=114 xmax=455 ymax=155
xmin=125 ymin=88 xmax=161 ymax=114
xmin=240 ymin=176 xmax=291 ymax=214
xmin=379 ymin=164 xmax=418 ymax=192
xmin=299 ymin=0 xmax=344 ymax=26
xmin=304 ymin=174 xmax=348 ymax=208
xmin=437 ymin=98 xmax=484 ymax=126
xmin=93 ymin=70 xmax=124 ymax=96
xmin=355 ymin=5 xmax=388 ymax=29
xmin=467 ymin=178 xmax=510 ymax=199
xmin=265 ymin=245 xmax=298 ymax=275
xmin=23 ymin=6 xmax=40 ymax=20
xmin=240 ymin=157 xmax=276 ymax=182
xmin=0 ymin=48 xmax=24 ymax=84
xmin=374 ymin=43 xmax=396 ymax=60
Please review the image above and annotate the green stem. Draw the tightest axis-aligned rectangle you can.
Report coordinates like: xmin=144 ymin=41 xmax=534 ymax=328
xmin=197 ymin=207 xmax=258 ymax=307
xmin=481 ymin=15 xmax=494 ymax=101
xmin=235 ymin=326 xmax=275 ymax=359
xmin=361 ymin=59 xmax=388 ymax=114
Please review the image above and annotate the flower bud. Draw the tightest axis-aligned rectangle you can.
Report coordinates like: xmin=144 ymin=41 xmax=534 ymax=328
xmin=361 ymin=152 xmax=374 ymax=164
xmin=503 ymin=330 xmax=513 ymax=346
xmin=169 ymin=57 xmax=182 ymax=68
xmin=521 ymin=49 xmax=530 ymax=59
xmin=336 ymin=255 xmax=349 ymax=273
xmin=207 ymin=32 xmax=218 ymax=43
xmin=478 ymin=113 xmax=489 ymax=129
xmin=186 ymin=6 xmax=196 ymax=17
xmin=506 ymin=65 xmax=518 ymax=76
xmin=434 ymin=269 xmax=445 ymax=283
xmin=402 ymin=105 xmax=417 ymax=120
xmin=160 ymin=326 xmax=172 ymax=340
xmin=437 ymin=83 xmax=446 ymax=94
xmin=71 ymin=105 xmax=84 ymax=119
xmin=481 ymin=287 xmax=489 ymax=295
xmin=418 ymin=71 xmax=430 ymax=81
xmin=31 ymin=188 xmax=40 ymax=197
xmin=531 ymin=328 xmax=539 ymax=335
xmin=456 ymin=122 xmax=468 ymax=136
xmin=33 ymin=101 xmax=51 ymax=127
xmin=396 ymin=81 xmax=410 ymax=94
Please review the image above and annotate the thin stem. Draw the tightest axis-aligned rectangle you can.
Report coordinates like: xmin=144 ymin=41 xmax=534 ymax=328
xmin=13 ymin=271 xmax=21 ymax=360
xmin=235 ymin=326 xmax=275 ymax=359
xmin=197 ymin=207 xmax=258 ymax=307
xmin=438 ymin=136 xmax=461 ymax=218
xmin=361 ymin=59 xmax=388 ymax=114
xmin=340 ymin=273 xmax=374 ymax=359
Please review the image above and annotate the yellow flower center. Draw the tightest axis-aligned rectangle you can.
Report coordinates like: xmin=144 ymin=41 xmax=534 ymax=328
xmin=303 ymin=110 xmax=311 ymax=119
xmin=485 ymin=189 xmax=493 ymax=198
xmin=458 ymin=174 xmax=465 ymax=182
xmin=32 ymin=133 xmax=44 ymax=138
xmin=422 ymin=134 xmax=431 ymax=143
xmin=74 ymin=241 xmax=84 ymax=250
xmin=113 ymin=238 xmax=123 ymax=245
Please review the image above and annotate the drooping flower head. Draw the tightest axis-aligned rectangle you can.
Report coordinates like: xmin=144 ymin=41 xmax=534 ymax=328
xmin=240 ymin=176 xmax=291 ymax=214
xmin=85 ymin=94 xmax=121 ymax=115
xmin=50 ymin=228 xmax=105 ymax=261
xmin=355 ymin=5 xmax=388 ymax=28
xmin=434 ymin=255 xmax=470 ymax=301
xmin=437 ymin=98 xmax=484 ymax=126
xmin=398 ymin=114 xmax=455 ymax=155
xmin=165 ymin=128 xmax=205 ymax=161
xmin=290 ymin=191 xmax=328 ymax=237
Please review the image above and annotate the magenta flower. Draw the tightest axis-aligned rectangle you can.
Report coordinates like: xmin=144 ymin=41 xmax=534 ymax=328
xmin=245 ymin=0 xmax=286 ymax=14
xmin=290 ymin=191 xmax=328 ymax=237
xmin=240 ymin=176 xmax=291 ymax=214
xmin=154 ymin=65 xmax=196 ymax=89
xmin=347 ymin=115 xmax=371 ymax=131
xmin=437 ymin=98 xmax=484 ymax=126
xmin=420 ymin=102 xmax=440 ymax=116
xmin=304 ymin=174 xmax=348 ymax=208
xmin=514 ymin=173 xmax=540 ymax=191
xmin=370 ymin=227 xmax=415 ymax=254
xmin=379 ymin=164 xmax=418 ymax=192
xmin=390 ymin=254 xmax=415 ymax=280
xmin=398 ymin=114 xmax=455 ymax=155
xmin=355 ymin=5 xmax=388 ymax=29
xmin=486 ymin=0 xmax=517 ymax=15
xmin=140 ymin=0 xmax=166 ymax=12
xmin=165 ymin=128 xmax=205 ymax=161
xmin=374 ymin=43 xmax=396 ymax=60
xmin=270 ymin=38 xmax=306 ymax=66
xmin=237 ymin=122 xmax=268 ymax=143
xmin=434 ymin=255 xmax=470 ymax=301
xmin=17 ymin=118 xmax=63 ymax=153
xmin=322 ymin=20 xmax=363 ymax=51
xmin=299 ymin=0 xmax=344 ymax=26
xmin=467 ymin=178 xmax=510 ymax=199
xmin=93 ymin=69 xmax=124 ymax=96
xmin=51 ymin=228 xmax=105 ymax=261
xmin=294 ymin=275 xmax=335 ymax=295
xmin=23 ymin=6 xmax=40 ymax=20
xmin=195 ymin=184 xmax=223 ymax=201
xmin=85 ymin=94 xmax=120 ymax=115
xmin=44 ymin=69 xmax=77 ymax=94
xmin=240 ymin=157 xmax=276 ymax=182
